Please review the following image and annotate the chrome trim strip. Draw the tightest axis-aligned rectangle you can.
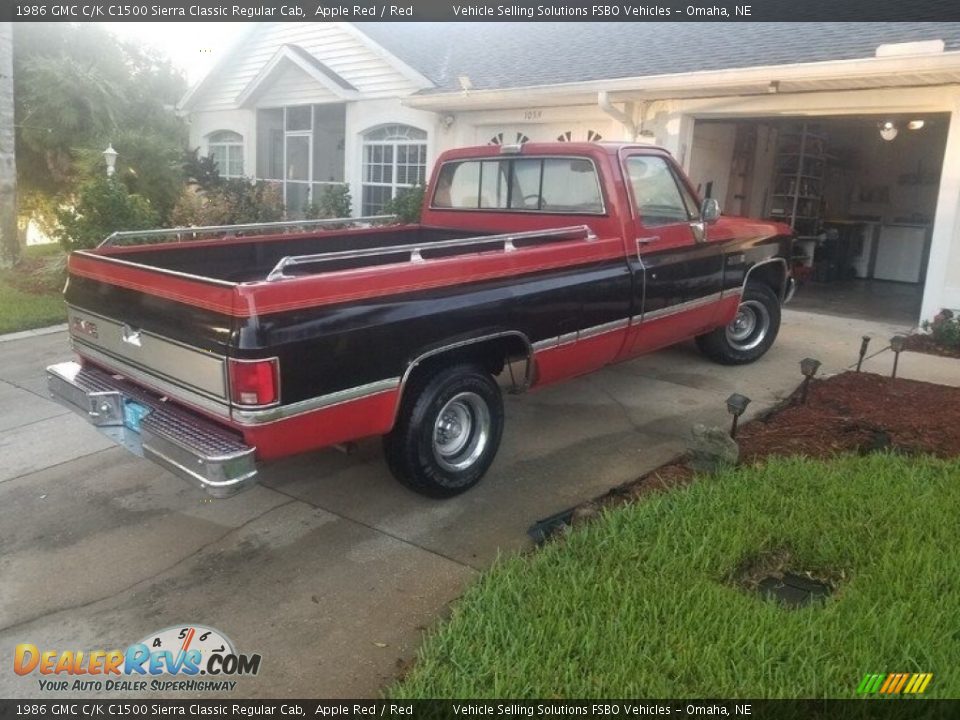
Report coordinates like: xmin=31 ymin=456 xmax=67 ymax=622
xmin=784 ymin=276 xmax=797 ymax=305
xmin=400 ymin=331 xmax=535 ymax=400
xmin=578 ymin=317 xmax=631 ymax=341
xmin=265 ymin=225 xmax=596 ymax=281
xmin=558 ymin=331 xmax=578 ymax=347
xmin=642 ymin=291 xmax=725 ymax=322
xmin=231 ymin=378 xmax=401 ymax=426
xmin=67 ymin=304 xmax=227 ymax=357
xmin=99 ymin=215 xmax=396 ymax=247
xmin=72 ymin=341 xmax=232 ymax=419
xmin=533 ymin=316 xmax=631 ymax=351
xmin=73 ymin=250 xmax=240 ymax=288
xmin=67 ymin=306 xmax=228 ymax=399
xmin=742 ymin=257 xmax=790 ymax=302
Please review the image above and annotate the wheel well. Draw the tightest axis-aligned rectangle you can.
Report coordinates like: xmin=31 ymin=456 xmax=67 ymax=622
xmin=745 ymin=260 xmax=787 ymax=300
xmin=401 ymin=334 xmax=533 ymax=396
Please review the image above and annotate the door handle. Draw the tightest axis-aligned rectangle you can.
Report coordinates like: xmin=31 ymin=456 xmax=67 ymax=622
xmin=636 ymin=236 xmax=659 ymax=244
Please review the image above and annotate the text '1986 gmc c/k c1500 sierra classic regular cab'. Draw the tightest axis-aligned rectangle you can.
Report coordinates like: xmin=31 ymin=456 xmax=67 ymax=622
xmin=48 ymin=142 xmax=795 ymax=498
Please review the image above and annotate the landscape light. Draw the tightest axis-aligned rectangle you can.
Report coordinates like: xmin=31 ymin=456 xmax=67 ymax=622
xmin=890 ymin=335 xmax=907 ymax=378
xmin=726 ymin=392 xmax=751 ymax=439
xmin=102 ymin=144 xmax=118 ymax=177
xmin=799 ymin=358 xmax=821 ymax=404
xmin=857 ymin=335 xmax=871 ymax=372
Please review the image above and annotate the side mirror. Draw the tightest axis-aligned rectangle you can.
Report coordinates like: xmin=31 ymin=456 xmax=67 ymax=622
xmin=701 ymin=198 xmax=721 ymax=223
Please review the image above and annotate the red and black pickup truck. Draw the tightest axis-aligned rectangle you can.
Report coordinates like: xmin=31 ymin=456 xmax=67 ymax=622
xmin=48 ymin=142 xmax=794 ymax=498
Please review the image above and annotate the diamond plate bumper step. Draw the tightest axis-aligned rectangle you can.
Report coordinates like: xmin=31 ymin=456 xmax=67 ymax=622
xmin=47 ymin=361 xmax=257 ymax=498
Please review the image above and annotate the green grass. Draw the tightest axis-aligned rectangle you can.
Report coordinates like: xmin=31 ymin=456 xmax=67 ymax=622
xmin=0 ymin=244 xmax=67 ymax=334
xmin=392 ymin=454 xmax=960 ymax=698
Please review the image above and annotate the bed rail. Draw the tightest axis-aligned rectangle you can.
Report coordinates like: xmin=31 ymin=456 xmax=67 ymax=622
xmin=264 ymin=225 xmax=597 ymax=281
xmin=98 ymin=215 xmax=397 ymax=248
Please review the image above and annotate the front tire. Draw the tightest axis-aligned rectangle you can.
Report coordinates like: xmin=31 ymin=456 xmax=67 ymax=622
xmin=696 ymin=284 xmax=781 ymax=365
xmin=383 ymin=363 xmax=504 ymax=498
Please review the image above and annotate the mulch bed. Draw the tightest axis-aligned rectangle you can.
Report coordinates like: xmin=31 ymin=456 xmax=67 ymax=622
xmin=903 ymin=333 xmax=960 ymax=359
xmin=565 ymin=371 xmax=960 ymax=528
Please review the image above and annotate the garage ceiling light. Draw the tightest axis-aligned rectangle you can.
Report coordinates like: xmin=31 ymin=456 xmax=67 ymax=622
xmin=879 ymin=121 xmax=898 ymax=142
xmin=908 ymin=120 xmax=926 ymax=131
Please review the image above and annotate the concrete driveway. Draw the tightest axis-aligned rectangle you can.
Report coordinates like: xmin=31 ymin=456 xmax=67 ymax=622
xmin=0 ymin=309 xmax=931 ymax=698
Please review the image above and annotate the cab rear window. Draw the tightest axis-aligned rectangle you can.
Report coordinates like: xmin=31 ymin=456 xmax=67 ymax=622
xmin=432 ymin=157 xmax=604 ymax=214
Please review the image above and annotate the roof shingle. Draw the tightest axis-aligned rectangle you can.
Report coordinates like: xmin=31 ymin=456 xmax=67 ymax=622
xmin=355 ymin=22 xmax=960 ymax=93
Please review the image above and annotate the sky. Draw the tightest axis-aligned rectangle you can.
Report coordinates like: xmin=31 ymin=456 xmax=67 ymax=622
xmin=100 ymin=22 xmax=245 ymax=85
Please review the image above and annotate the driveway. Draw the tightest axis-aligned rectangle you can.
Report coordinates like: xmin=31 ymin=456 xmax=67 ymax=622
xmin=0 ymin=310 xmax=927 ymax=698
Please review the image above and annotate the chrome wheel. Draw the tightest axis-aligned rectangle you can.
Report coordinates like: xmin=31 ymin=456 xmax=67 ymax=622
xmin=725 ymin=299 xmax=770 ymax=352
xmin=432 ymin=392 xmax=491 ymax=472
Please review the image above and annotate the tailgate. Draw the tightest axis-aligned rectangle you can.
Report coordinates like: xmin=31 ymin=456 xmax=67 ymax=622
xmin=64 ymin=251 xmax=238 ymax=418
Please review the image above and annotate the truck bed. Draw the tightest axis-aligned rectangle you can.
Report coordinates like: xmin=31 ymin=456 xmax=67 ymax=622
xmin=96 ymin=225 xmax=490 ymax=283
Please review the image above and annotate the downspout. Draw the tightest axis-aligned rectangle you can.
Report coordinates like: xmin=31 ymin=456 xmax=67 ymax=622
xmin=598 ymin=91 xmax=637 ymax=140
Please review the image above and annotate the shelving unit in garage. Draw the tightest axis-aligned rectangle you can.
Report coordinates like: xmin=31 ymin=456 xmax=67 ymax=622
xmin=767 ymin=122 xmax=828 ymax=282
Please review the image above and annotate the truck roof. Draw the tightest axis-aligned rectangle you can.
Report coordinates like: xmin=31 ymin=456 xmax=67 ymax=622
xmin=437 ymin=141 xmax=673 ymax=161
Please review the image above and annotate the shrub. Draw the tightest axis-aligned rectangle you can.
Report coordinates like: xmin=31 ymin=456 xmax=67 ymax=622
xmin=306 ymin=184 xmax=352 ymax=219
xmin=922 ymin=309 xmax=960 ymax=350
xmin=54 ymin=175 xmax=158 ymax=250
xmin=384 ymin=185 xmax=425 ymax=224
xmin=171 ymin=179 xmax=284 ymax=227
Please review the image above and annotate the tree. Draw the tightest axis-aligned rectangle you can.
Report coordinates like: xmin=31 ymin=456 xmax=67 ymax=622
xmin=0 ymin=23 xmax=17 ymax=265
xmin=13 ymin=24 xmax=187 ymax=233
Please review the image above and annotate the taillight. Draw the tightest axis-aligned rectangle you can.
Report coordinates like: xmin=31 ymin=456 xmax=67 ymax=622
xmin=229 ymin=358 xmax=279 ymax=406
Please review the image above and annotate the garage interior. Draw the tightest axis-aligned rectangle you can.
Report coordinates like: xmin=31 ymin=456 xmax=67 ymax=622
xmin=689 ymin=114 xmax=950 ymax=325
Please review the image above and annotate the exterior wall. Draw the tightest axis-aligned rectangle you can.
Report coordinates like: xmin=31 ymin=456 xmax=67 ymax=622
xmin=687 ymin=122 xmax=737 ymax=211
xmin=345 ymin=98 xmax=441 ymax=217
xmin=252 ymin=63 xmax=342 ymax=108
xmin=187 ymin=109 xmax=257 ymax=179
xmin=186 ymin=22 xmax=424 ymax=113
xmin=931 ymin=99 xmax=960 ymax=314
xmin=439 ymin=105 xmax=626 ymax=151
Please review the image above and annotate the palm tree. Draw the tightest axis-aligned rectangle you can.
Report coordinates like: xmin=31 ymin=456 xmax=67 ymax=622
xmin=0 ymin=22 xmax=17 ymax=265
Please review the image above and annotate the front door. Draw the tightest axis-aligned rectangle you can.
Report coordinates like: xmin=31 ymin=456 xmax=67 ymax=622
xmin=619 ymin=152 xmax=724 ymax=357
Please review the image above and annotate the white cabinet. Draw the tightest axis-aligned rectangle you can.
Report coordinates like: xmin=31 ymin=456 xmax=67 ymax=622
xmin=873 ymin=224 xmax=927 ymax=283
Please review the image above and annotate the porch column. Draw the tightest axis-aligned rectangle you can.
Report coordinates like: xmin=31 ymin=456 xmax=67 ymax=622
xmin=652 ymin=105 xmax=695 ymax=170
xmin=920 ymin=99 xmax=960 ymax=323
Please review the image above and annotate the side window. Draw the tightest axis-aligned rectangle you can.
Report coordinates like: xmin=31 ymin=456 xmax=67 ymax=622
xmin=671 ymin=168 xmax=702 ymax=219
xmin=626 ymin=156 xmax=697 ymax=226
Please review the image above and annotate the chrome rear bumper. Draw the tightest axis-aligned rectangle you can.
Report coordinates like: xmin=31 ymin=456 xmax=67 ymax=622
xmin=47 ymin=361 xmax=257 ymax=498
xmin=783 ymin=276 xmax=797 ymax=304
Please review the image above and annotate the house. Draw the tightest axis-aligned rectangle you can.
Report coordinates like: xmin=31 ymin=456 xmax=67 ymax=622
xmin=178 ymin=22 xmax=960 ymax=326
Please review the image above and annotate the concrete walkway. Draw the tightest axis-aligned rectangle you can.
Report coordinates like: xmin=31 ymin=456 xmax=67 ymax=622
xmin=0 ymin=309 xmax=952 ymax=698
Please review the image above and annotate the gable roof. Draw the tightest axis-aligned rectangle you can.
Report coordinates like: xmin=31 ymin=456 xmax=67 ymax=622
xmin=236 ymin=44 xmax=359 ymax=107
xmin=355 ymin=22 xmax=960 ymax=94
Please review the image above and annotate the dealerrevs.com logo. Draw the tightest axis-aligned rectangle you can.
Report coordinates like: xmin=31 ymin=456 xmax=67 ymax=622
xmin=14 ymin=625 xmax=262 ymax=693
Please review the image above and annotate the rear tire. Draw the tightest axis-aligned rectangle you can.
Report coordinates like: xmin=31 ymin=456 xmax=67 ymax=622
xmin=383 ymin=363 xmax=504 ymax=498
xmin=696 ymin=284 xmax=781 ymax=365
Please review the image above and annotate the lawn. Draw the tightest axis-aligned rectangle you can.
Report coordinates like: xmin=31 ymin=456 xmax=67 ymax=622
xmin=392 ymin=453 xmax=960 ymax=698
xmin=0 ymin=244 xmax=67 ymax=335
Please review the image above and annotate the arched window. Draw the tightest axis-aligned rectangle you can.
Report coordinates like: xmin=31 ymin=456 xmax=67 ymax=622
xmin=361 ymin=124 xmax=427 ymax=215
xmin=207 ymin=130 xmax=244 ymax=179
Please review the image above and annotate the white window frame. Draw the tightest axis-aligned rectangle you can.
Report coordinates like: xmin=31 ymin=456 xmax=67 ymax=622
xmin=361 ymin=124 xmax=428 ymax=215
xmin=207 ymin=130 xmax=244 ymax=179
